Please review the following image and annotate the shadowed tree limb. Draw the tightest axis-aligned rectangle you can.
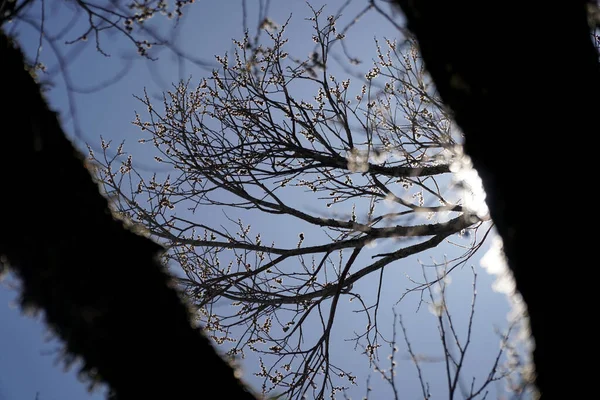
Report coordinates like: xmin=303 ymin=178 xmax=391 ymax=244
xmin=390 ymin=0 xmax=600 ymax=397
xmin=0 ymin=31 xmax=258 ymax=399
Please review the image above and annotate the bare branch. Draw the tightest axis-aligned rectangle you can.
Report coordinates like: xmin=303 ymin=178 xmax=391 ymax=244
xmin=91 ymin=7 xmax=490 ymax=398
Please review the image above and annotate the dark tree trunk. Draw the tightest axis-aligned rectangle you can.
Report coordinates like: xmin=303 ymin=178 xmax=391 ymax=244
xmin=0 ymin=32 xmax=257 ymax=400
xmin=392 ymin=1 xmax=600 ymax=397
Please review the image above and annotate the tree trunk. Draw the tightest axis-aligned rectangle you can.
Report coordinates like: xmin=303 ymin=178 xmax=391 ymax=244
xmin=392 ymin=1 xmax=600 ymax=397
xmin=0 ymin=32 xmax=257 ymax=400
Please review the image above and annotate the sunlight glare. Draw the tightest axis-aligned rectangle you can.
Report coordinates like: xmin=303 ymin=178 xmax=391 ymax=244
xmin=480 ymin=234 xmax=515 ymax=295
xmin=449 ymin=145 xmax=489 ymax=219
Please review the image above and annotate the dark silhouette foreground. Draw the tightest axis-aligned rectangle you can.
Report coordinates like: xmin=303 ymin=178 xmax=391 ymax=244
xmin=0 ymin=32 xmax=258 ymax=400
xmin=393 ymin=0 xmax=600 ymax=397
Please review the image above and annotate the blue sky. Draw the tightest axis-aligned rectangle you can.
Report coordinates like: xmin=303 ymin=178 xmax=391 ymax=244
xmin=1 ymin=1 xmax=529 ymax=399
